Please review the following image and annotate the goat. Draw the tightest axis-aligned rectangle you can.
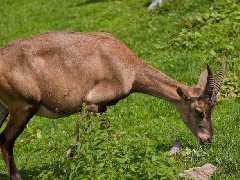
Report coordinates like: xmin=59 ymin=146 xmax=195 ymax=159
xmin=0 ymin=31 xmax=226 ymax=179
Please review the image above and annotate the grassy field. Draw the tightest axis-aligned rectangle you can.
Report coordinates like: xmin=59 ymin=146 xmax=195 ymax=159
xmin=0 ymin=0 xmax=240 ymax=179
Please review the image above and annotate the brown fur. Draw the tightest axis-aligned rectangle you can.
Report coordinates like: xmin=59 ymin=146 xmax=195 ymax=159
xmin=0 ymin=31 xmax=224 ymax=179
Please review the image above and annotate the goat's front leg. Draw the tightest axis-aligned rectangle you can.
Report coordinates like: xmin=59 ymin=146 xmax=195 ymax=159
xmin=66 ymin=114 xmax=87 ymax=157
xmin=0 ymin=103 xmax=36 ymax=180
xmin=0 ymin=104 xmax=9 ymax=128
xmin=67 ymin=104 xmax=106 ymax=157
xmin=67 ymin=82 xmax=119 ymax=157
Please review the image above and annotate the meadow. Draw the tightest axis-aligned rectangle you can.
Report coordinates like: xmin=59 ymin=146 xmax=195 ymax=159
xmin=0 ymin=0 xmax=240 ymax=179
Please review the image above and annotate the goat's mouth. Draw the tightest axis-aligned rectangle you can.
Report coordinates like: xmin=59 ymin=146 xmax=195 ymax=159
xmin=198 ymin=137 xmax=212 ymax=145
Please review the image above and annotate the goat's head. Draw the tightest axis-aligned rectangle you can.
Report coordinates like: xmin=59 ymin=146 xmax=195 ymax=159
xmin=176 ymin=58 xmax=226 ymax=145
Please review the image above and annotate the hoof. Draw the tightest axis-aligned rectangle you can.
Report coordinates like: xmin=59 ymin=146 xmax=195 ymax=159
xmin=11 ymin=173 xmax=22 ymax=180
xmin=66 ymin=149 xmax=74 ymax=157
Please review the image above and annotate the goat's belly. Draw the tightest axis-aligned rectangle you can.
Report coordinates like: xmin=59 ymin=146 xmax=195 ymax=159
xmin=36 ymin=105 xmax=68 ymax=119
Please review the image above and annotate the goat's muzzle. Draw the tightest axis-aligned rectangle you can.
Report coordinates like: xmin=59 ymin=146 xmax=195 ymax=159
xmin=198 ymin=134 xmax=212 ymax=145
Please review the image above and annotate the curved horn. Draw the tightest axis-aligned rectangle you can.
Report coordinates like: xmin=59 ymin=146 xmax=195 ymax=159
xmin=212 ymin=57 xmax=227 ymax=99
xmin=203 ymin=64 xmax=214 ymax=99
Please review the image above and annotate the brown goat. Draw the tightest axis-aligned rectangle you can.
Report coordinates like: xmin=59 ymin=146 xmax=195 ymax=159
xmin=0 ymin=31 xmax=226 ymax=179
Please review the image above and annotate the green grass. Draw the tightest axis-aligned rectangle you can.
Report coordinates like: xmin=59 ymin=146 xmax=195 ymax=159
xmin=0 ymin=0 xmax=240 ymax=179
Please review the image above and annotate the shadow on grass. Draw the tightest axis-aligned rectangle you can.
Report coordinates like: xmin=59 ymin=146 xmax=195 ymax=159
xmin=0 ymin=169 xmax=47 ymax=180
xmin=2 ymin=143 xmax=177 ymax=179
xmin=0 ymin=161 xmax=69 ymax=179
xmin=20 ymin=161 xmax=68 ymax=179
xmin=69 ymin=0 xmax=108 ymax=8
xmin=156 ymin=143 xmax=173 ymax=152
xmin=0 ymin=173 xmax=8 ymax=180
xmin=144 ymin=0 xmax=153 ymax=8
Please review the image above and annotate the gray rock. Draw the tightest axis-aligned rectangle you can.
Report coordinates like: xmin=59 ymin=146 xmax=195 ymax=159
xmin=179 ymin=163 xmax=216 ymax=180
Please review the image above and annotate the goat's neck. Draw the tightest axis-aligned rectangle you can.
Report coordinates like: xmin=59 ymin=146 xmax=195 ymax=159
xmin=133 ymin=63 xmax=190 ymax=104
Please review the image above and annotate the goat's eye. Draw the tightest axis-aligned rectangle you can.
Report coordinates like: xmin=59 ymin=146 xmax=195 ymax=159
xmin=194 ymin=108 xmax=204 ymax=117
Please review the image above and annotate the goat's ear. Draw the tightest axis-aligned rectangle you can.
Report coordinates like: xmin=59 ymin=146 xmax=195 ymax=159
xmin=197 ymin=69 xmax=208 ymax=89
xmin=176 ymin=87 xmax=191 ymax=100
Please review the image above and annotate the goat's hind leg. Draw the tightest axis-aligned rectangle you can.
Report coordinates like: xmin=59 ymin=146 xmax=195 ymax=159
xmin=0 ymin=104 xmax=36 ymax=180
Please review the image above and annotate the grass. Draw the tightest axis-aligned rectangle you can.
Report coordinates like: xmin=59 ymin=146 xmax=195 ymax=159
xmin=0 ymin=0 xmax=240 ymax=179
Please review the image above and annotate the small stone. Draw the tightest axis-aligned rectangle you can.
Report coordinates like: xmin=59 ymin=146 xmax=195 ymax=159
xmin=168 ymin=140 xmax=181 ymax=157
